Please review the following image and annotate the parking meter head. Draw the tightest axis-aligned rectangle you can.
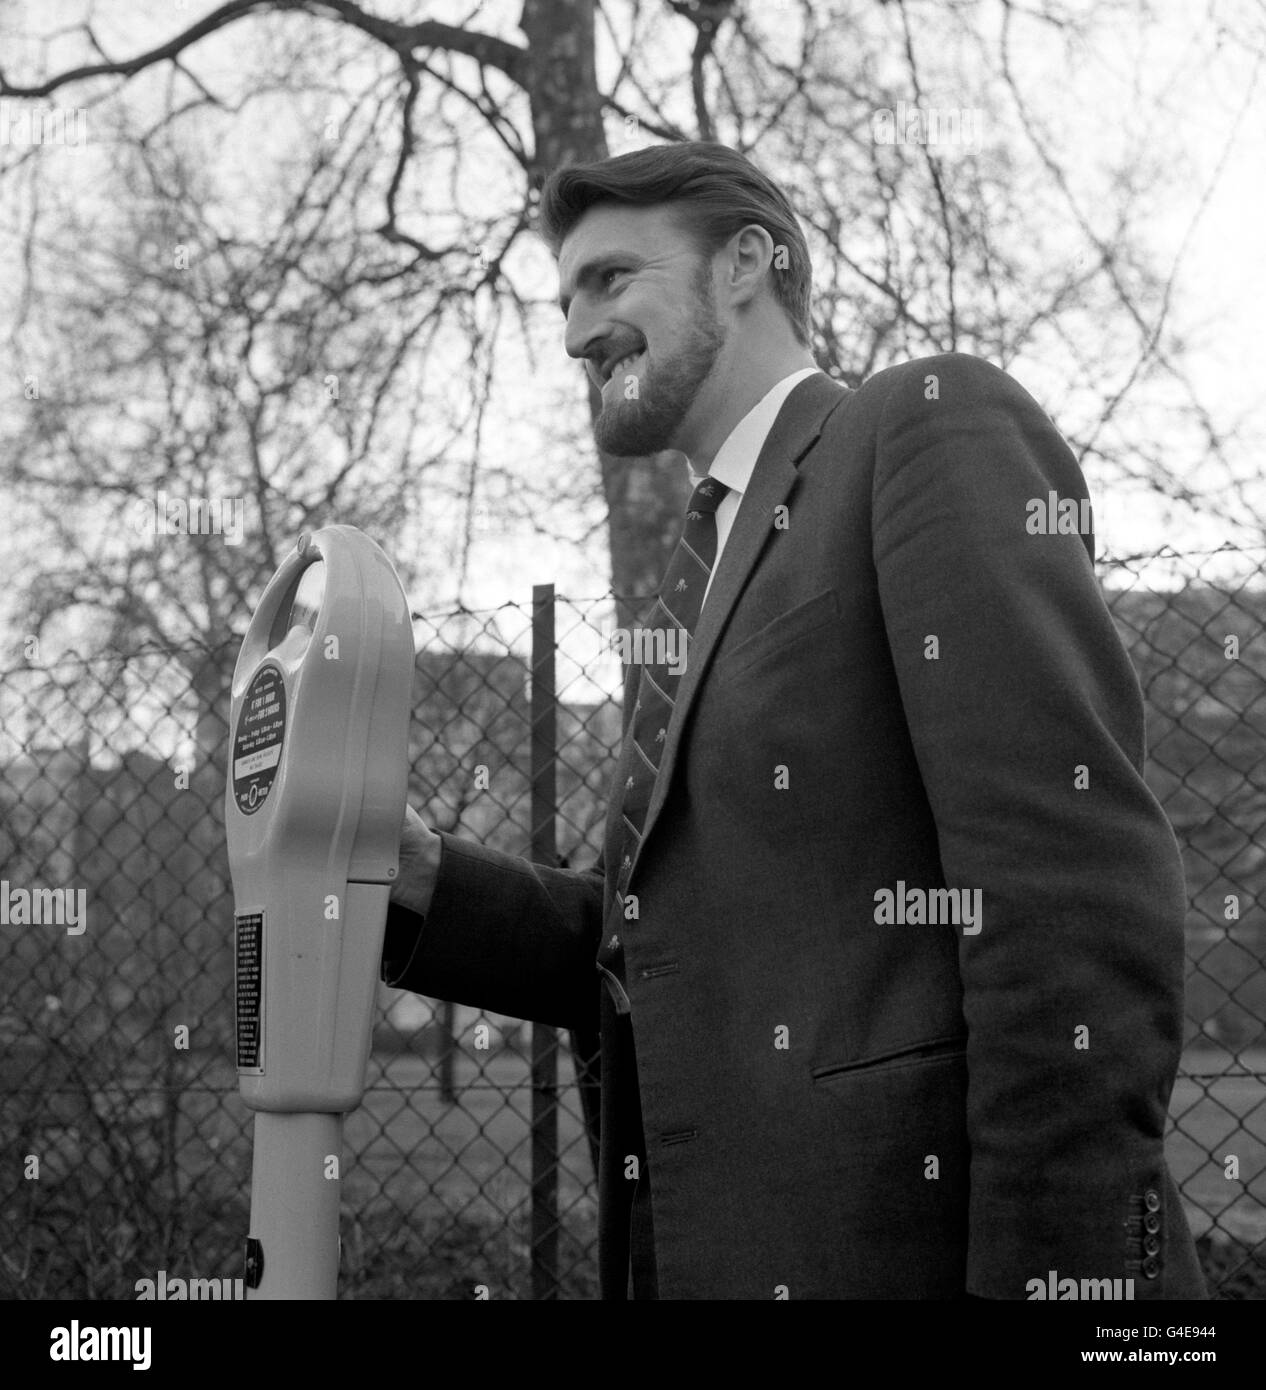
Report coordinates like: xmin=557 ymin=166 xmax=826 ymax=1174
xmin=226 ymin=525 xmax=414 ymax=1111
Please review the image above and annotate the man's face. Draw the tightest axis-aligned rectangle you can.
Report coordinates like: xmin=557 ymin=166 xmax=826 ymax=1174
xmin=557 ymin=203 xmax=728 ymax=458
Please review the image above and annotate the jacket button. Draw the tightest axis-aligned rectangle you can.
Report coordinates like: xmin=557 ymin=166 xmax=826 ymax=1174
xmin=1143 ymin=1189 xmax=1161 ymax=1213
xmin=1142 ymin=1257 xmax=1160 ymax=1279
xmin=1144 ymin=1213 xmax=1161 ymax=1235
xmin=1144 ymin=1235 xmax=1160 ymax=1256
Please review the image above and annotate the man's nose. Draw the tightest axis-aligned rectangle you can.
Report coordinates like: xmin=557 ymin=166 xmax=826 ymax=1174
xmin=563 ymin=300 xmax=607 ymax=369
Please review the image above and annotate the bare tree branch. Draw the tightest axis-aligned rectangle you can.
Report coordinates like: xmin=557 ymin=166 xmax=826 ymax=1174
xmin=0 ymin=0 xmax=529 ymax=99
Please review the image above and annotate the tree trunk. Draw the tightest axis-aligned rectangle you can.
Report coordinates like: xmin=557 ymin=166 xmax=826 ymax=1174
xmin=521 ymin=0 xmax=689 ymax=626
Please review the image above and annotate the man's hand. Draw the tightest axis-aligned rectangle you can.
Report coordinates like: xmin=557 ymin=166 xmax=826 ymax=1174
xmin=390 ymin=803 xmax=442 ymax=918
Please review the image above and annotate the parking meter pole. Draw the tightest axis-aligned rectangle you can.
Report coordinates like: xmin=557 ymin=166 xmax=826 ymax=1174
xmin=248 ymin=1112 xmax=343 ymax=1299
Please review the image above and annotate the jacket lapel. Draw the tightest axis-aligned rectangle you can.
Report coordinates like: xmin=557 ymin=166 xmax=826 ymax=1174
xmin=631 ymin=371 xmax=848 ymax=864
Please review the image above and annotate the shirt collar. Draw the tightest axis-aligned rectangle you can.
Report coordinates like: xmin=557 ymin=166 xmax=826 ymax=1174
xmin=688 ymin=367 xmax=821 ymax=496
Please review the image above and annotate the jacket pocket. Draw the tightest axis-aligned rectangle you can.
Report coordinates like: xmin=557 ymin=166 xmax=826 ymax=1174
xmin=713 ymin=587 xmax=839 ymax=677
xmin=812 ymin=1035 xmax=967 ymax=1086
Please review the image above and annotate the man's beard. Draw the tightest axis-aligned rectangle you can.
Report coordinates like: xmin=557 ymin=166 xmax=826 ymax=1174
xmin=593 ymin=269 xmax=726 ymax=458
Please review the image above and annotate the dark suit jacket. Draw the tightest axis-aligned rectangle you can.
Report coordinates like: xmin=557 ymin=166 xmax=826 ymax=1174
xmin=382 ymin=353 xmax=1207 ymax=1300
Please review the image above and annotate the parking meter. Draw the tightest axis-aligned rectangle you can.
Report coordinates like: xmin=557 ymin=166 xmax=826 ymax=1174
xmin=226 ymin=525 xmax=414 ymax=1299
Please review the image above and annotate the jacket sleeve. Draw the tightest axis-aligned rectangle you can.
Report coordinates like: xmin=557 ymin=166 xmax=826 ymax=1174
xmin=380 ymin=837 xmax=603 ymax=1033
xmin=870 ymin=352 xmax=1198 ymax=1297
xmin=381 ymin=660 xmax=646 ymax=1032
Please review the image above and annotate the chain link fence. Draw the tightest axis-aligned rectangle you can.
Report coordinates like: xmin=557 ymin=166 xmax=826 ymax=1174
xmin=1 ymin=544 xmax=1263 ymax=1299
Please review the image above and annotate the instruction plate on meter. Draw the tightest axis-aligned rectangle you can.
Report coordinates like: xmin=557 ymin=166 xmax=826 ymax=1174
xmin=235 ymin=911 xmax=265 ymax=1074
xmin=232 ymin=666 xmax=286 ymax=815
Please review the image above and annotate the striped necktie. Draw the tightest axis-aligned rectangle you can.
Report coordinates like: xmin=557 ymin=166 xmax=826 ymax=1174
xmin=597 ymin=474 xmax=731 ymax=1013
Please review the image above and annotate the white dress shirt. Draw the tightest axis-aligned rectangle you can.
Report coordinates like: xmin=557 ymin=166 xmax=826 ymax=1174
xmin=688 ymin=367 xmax=820 ymax=609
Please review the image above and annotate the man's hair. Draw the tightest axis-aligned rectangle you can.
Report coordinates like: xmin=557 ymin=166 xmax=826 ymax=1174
xmin=538 ymin=141 xmax=814 ymax=348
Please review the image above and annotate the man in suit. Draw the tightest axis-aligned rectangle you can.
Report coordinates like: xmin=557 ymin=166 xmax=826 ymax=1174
xmin=381 ymin=141 xmax=1206 ymax=1300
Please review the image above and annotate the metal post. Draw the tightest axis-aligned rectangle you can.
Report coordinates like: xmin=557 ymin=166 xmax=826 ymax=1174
xmin=246 ymin=1112 xmax=342 ymax=1298
xmin=439 ymin=999 xmax=456 ymax=1104
xmin=529 ymin=584 xmax=559 ymax=1299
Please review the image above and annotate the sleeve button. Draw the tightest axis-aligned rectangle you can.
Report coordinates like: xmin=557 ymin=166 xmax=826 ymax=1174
xmin=1144 ymin=1189 xmax=1161 ymax=1213
xmin=1144 ymin=1213 xmax=1160 ymax=1235
xmin=1142 ymin=1257 xmax=1160 ymax=1279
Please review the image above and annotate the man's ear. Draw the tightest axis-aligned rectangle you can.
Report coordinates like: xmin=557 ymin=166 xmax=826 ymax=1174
xmin=725 ymin=224 xmax=776 ymax=309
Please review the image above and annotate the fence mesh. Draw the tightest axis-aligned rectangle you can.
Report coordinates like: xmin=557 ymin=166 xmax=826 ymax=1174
xmin=0 ymin=545 xmax=1263 ymax=1299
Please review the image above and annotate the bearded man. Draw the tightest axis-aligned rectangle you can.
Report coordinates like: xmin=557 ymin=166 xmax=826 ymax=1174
xmin=381 ymin=141 xmax=1206 ymax=1302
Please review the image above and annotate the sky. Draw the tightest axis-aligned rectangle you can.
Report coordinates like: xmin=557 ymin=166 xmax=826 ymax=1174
xmin=1 ymin=0 xmax=1263 ymax=682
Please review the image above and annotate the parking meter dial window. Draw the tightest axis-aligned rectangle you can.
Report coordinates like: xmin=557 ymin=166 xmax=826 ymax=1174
xmin=269 ymin=558 xmax=325 ymax=650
